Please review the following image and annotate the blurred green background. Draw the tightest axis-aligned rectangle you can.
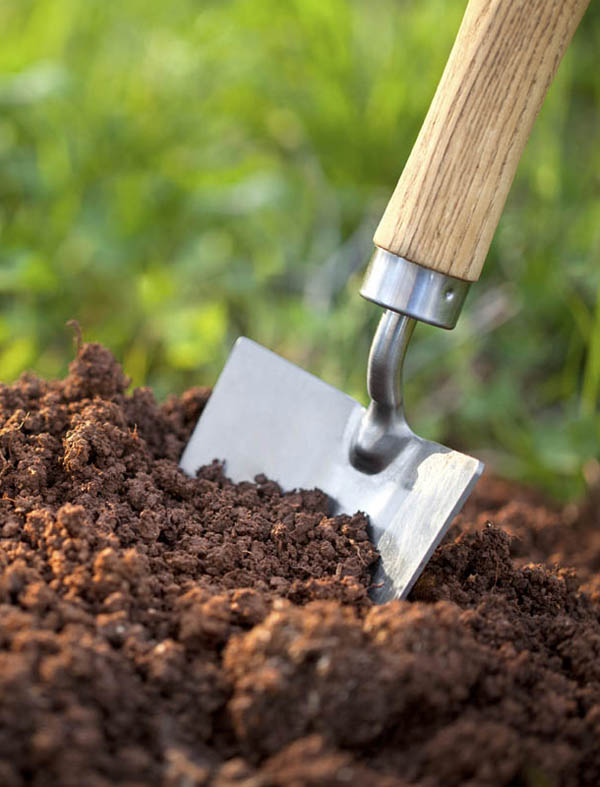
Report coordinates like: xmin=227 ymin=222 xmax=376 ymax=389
xmin=0 ymin=0 xmax=599 ymax=499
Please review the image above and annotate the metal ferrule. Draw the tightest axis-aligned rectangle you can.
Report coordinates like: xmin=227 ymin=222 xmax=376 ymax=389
xmin=360 ymin=248 xmax=471 ymax=329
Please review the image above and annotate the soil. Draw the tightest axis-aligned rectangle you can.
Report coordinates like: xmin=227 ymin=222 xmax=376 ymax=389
xmin=0 ymin=342 xmax=599 ymax=787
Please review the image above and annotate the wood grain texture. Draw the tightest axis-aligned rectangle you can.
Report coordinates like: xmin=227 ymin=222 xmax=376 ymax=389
xmin=374 ymin=0 xmax=590 ymax=282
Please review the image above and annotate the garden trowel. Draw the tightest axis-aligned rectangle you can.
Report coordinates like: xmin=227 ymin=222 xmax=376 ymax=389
xmin=181 ymin=0 xmax=589 ymax=603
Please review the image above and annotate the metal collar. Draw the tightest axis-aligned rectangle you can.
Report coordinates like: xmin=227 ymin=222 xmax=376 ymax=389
xmin=360 ymin=248 xmax=471 ymax=329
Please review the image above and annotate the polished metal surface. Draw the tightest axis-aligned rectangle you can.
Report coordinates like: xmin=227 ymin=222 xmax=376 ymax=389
xmin=360 ymin=248 xmax=471 ymax=329
xmin=350 ymin=311 xmax=415 ymax=473
xmin=180 ymin=338 xmax=483 ymax=603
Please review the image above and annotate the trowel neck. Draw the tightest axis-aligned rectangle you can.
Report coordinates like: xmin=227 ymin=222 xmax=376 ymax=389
xmin=367 ymin=311 xmax=415 ymax=413
xmin=349 ymin=310 xmax=415 ymax=474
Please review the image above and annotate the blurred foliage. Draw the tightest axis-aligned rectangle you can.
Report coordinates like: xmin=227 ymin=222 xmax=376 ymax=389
xmin=0 ymin=0 xmax=599 ymax=499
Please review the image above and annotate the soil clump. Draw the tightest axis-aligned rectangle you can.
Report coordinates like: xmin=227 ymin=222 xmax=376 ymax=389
xmin=0 ymin=343 xmax=598 ymax=786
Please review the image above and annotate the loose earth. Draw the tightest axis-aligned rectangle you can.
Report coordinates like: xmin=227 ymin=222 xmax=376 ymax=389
xmin=0 ymin=343 xmax=599 ymax=786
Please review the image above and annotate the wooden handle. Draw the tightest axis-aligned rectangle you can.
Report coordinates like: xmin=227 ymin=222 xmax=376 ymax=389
xmin=374 ymin=0 xmax=590 ymax=282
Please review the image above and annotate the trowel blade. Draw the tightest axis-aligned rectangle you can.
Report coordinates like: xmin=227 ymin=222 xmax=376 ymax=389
xmin=180 ymin=338 xmax=484 ymax=603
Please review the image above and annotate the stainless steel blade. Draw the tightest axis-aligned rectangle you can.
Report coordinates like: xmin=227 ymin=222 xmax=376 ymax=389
xmin=180 ymin=338 xmax=483 ymax=603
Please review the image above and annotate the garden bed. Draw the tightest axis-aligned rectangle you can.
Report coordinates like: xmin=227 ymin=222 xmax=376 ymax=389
xmin=0 ymin=342 xmax=599 ymax=786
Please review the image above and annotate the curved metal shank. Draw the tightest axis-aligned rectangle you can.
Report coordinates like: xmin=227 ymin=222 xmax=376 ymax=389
xmin=350 ymin=310 xmax=416 ymax=473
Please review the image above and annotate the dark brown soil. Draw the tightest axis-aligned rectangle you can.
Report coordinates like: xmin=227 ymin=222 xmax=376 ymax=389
xmin=0 ymin=343 xmax=599 ymax=786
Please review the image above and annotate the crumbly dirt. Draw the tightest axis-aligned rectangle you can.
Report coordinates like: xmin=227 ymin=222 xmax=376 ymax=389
xmin=0 ymin=343 xmax=599 ymax=786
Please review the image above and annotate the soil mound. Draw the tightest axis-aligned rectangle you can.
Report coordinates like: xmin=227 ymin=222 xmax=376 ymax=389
xmin=0 ymin=343 xmax=598 ymax=786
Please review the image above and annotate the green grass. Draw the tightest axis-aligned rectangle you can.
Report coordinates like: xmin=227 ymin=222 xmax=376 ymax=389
xmin=0 ymin=0 xmax=599 ymax=499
